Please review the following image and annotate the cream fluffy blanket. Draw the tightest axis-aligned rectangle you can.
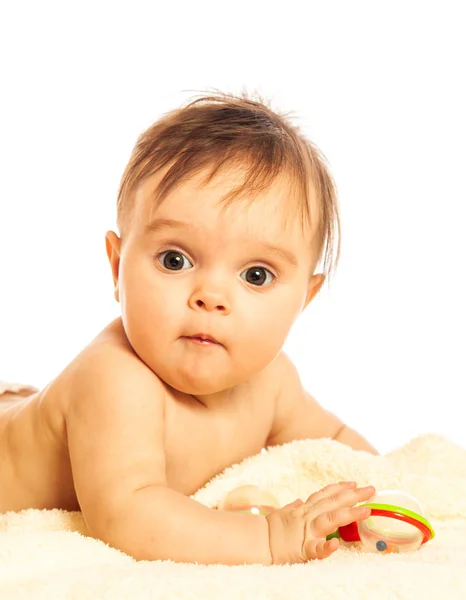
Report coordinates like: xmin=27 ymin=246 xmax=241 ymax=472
xmin=1 ymin=433 xmax=466 ymax=599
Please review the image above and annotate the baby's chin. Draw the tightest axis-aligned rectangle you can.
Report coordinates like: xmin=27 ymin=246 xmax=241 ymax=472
xmin=157 ymin=367 xmax=237 ymax=399
xmin=168 ymin=376 xmax=230 ymax=398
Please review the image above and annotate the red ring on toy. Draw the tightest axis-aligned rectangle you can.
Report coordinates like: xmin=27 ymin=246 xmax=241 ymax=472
xmin=368 ymin=509 xmax=431 ymax=544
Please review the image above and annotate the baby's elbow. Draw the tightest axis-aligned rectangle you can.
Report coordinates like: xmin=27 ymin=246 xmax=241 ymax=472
xmin=86 ymin=507 xmax=146 ymax=559
xmin=84 ymin=492 xmax=168 ymax=561
xmin=334 ymin=424 xmax=379 ymax=454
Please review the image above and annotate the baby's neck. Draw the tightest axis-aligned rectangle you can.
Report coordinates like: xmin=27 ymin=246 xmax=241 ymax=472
xmin=190 ymin=388 xmax=236 ymax=410
xmin=168 ymin=382 xmax=245 ymax=412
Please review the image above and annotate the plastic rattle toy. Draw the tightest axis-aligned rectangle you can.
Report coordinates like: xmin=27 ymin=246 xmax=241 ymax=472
xmin=219 ymin=486 xmax=435 ymax=554
xmin=217 ymin=485 xmax=281 ymax=516
xmin=326 ymin=490 xmax=435 ymax=554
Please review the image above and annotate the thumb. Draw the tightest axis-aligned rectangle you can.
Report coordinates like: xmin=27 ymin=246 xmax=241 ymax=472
xmin=304 ymin=537 xmax=340 ymax=561
xmin=282 ymin=499 xmax=304 ymax=510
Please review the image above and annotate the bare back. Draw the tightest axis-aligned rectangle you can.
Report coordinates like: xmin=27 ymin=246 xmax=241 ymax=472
xmin=0 ymin=319 xmax=275 ymax=513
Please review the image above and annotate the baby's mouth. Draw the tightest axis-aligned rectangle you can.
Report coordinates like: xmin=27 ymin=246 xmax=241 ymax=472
xmin=183 ymin=333 xmax=220 ymax=345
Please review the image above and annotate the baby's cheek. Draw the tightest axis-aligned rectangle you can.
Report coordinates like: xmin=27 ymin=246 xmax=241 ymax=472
xmin=254 ymin=302 xmax=294 ymax=341
xmin=236 ymin=313 xmax=287 ymax=365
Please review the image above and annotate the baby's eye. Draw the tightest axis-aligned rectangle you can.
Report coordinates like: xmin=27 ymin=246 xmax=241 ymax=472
xmin=240 ymin=266 xmax=275 ymax=287
xmin=158 ymin=250 xmax=193 ymax=271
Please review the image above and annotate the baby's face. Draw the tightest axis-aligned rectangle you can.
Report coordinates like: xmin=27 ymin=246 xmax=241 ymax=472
xmin=108 ymin=166 xmax=322 ymax=399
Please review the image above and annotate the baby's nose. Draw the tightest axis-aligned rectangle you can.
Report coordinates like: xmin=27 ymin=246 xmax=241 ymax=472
xmin=188 ymin=289 xmax=230 ymax=314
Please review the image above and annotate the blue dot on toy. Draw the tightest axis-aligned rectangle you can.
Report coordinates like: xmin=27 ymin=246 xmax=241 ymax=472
xmin=376 ymin=540 xmax=387 ymax=552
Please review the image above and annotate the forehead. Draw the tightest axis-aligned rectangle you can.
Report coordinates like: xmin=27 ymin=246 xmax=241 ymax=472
xmin=133 ymin=165 xmax=319 ymax=246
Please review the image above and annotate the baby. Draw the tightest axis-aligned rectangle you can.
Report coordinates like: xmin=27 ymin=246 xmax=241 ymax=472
xmin=0 ymin=92 xmax=377 ymax=566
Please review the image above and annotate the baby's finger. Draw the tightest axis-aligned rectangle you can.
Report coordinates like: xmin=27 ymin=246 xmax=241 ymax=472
xmin=312 ymin=485 xmax=375 ymax=516
xmin=317 ymin=537 xmax=340 ymax=559
xmin=305 ymin=481 xmax=357 ymax=506
xmin=311 ymin=505 xmax=371 ymax=539
xmin=283 ymin=499 xmax=305 ymax=510
xmin=305 ymin=536 xmax=339 ymax=561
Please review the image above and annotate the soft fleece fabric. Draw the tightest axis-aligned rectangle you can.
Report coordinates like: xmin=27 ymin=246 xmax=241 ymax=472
xmin=1 ymin=429 xmax=466 ymax=599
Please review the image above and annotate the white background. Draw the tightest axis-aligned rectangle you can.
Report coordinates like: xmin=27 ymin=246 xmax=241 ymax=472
xmin=0 ymin=1 xmax=464 ymax=454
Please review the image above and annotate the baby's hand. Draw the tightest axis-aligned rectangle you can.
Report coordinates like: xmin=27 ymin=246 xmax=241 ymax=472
xmin=266 ymin=481 xmax=375 ymax=564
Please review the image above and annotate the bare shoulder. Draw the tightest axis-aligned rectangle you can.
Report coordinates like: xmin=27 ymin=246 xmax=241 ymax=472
xmin=263 ymin=351 xmax=378 ymax=453
xmin=60 ymin=318 xmax=169 ymax=533
xmin=256 ymin=350 xmax=297 ymax=397
xmin=246 ymin=351 xmax=293 ymax=421
xmin=62 ymin=318 xmax=164 ymax=407
xmin=62 ymin=318 xmax=168 ymax=452
xmin=265 ymin=350 xmax=344 ymax=446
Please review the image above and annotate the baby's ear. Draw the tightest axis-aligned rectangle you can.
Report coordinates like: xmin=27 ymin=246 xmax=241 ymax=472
xmin=304 ymin=273 xmax=325 ymax=309
xmin=105 ymin=231 xmax=121 ymax=302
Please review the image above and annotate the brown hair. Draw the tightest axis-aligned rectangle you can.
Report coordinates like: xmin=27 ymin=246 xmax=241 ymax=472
xmin=116 ymin=91 xmax=341 ymax=281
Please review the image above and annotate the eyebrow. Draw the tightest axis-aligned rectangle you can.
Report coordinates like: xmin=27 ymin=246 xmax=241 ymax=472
xmin=145 ymin=217 xmax=299 ymax=267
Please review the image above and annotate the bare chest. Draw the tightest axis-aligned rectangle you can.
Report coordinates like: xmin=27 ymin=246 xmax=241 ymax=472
xmin=163 ymin=395 xmax=273 ymax=496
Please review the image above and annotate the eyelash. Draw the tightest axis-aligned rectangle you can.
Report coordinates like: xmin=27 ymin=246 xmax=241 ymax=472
xmin=156 ymin=248 xmax=278 ymax=287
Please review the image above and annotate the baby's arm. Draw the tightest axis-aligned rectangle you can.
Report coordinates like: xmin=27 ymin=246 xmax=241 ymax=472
xmin=66 ymin=347 xmax=271 ymax=565
xmin=267 ymin=352 xmax=378 ymax=454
